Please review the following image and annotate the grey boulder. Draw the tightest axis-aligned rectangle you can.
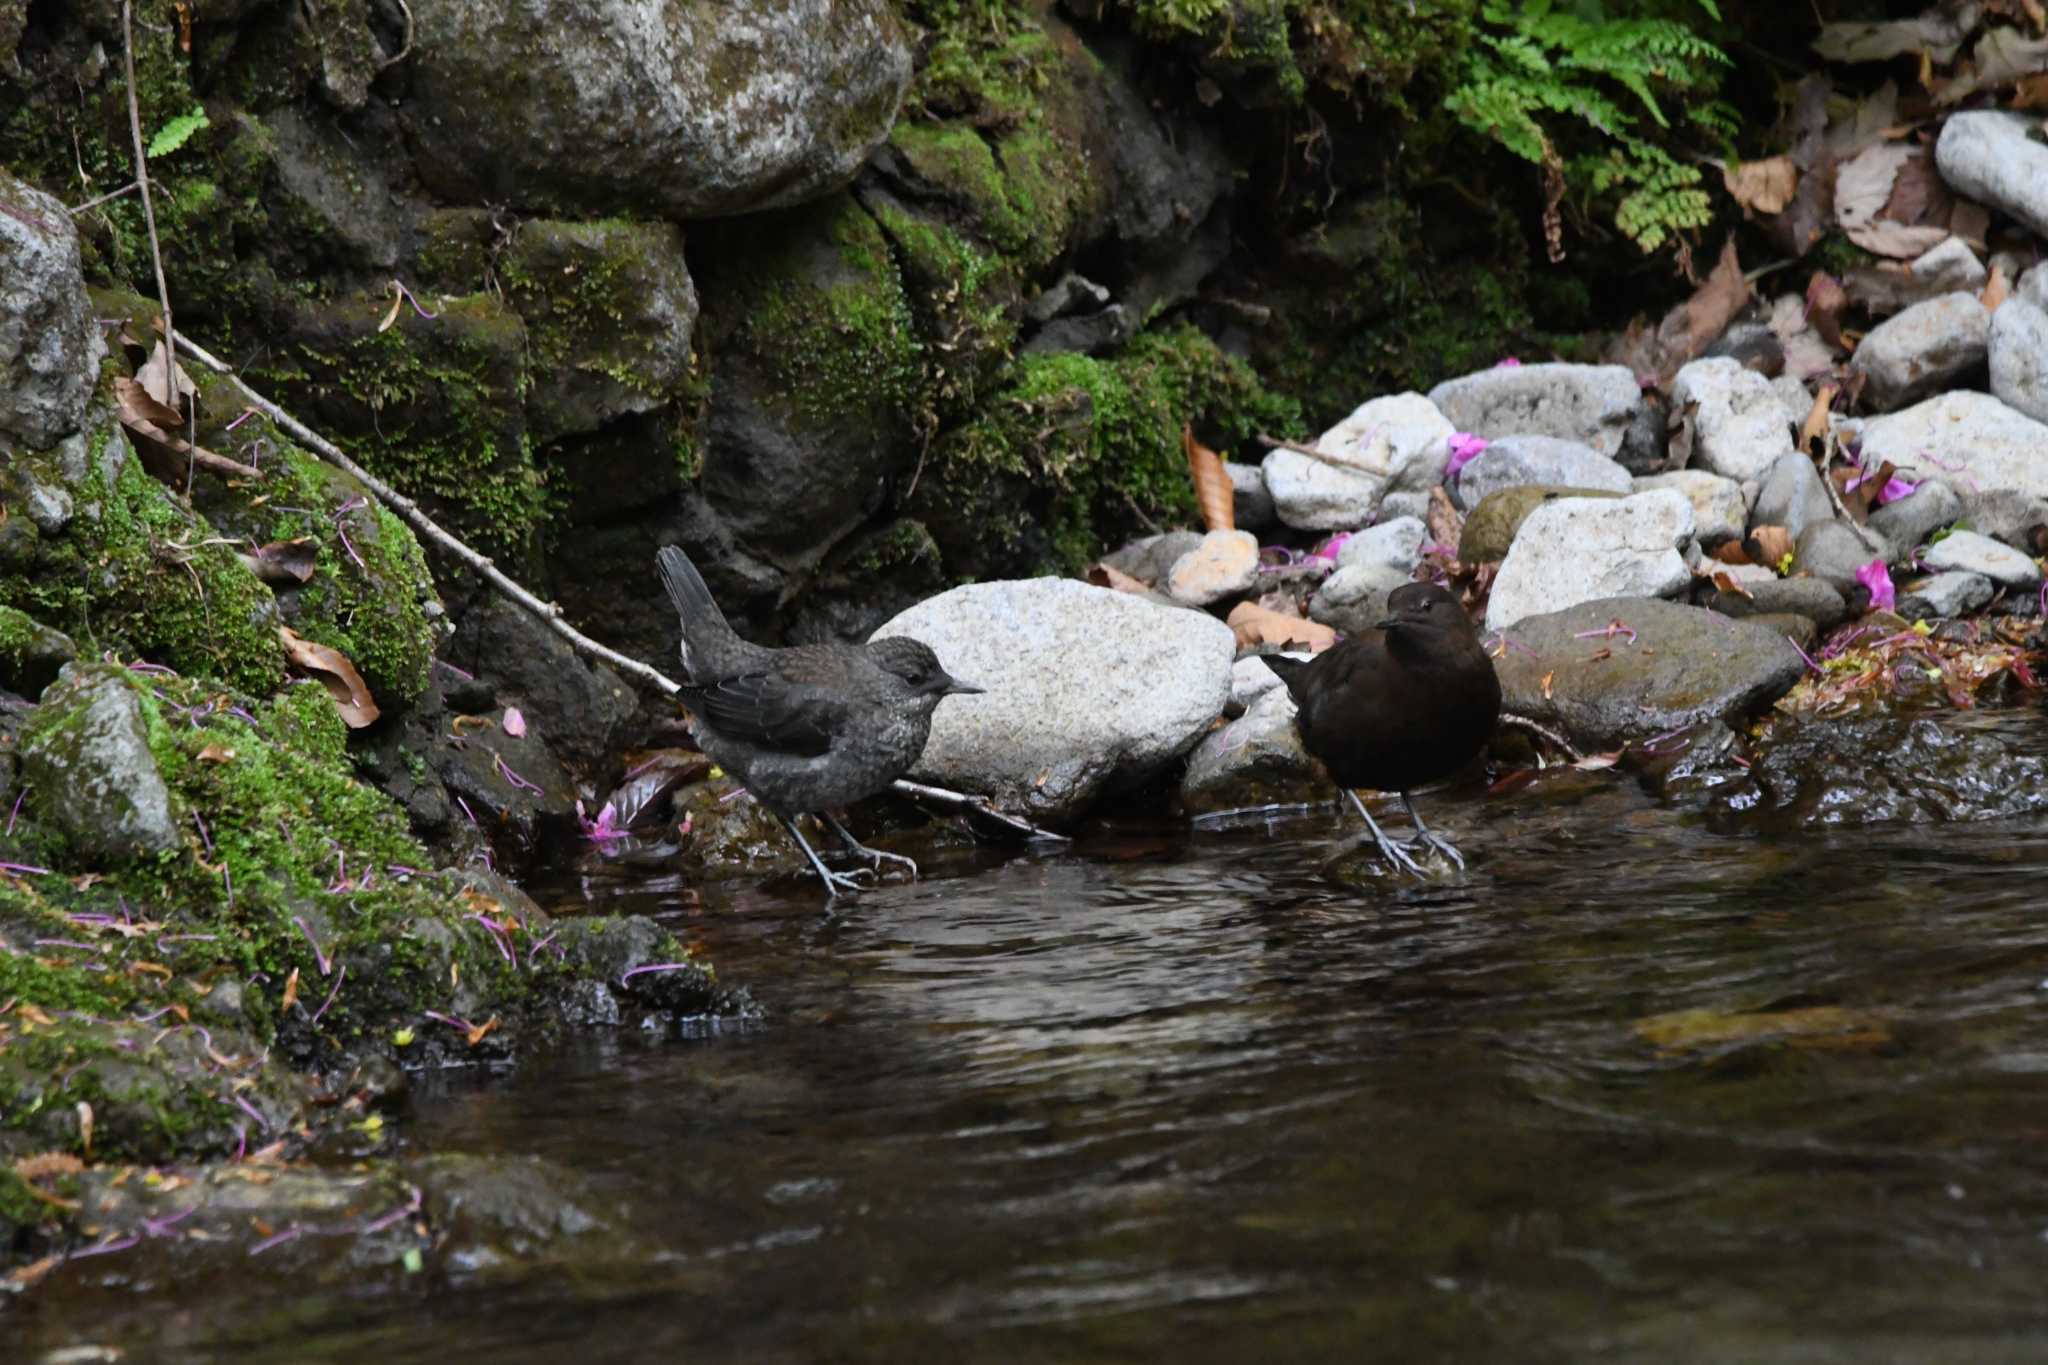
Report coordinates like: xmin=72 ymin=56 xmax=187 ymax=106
xmin=1493 ymin=598 xmax=1806 ymax=750
xmin=1451 ymin=434 xmax=1632 ymax=511
xmin=1485 ymin=490 xmax=1696 ymax=633
xmin=1848 ymin=291 xmax=1990 ymax=411
xmin=1427 ymin=362 xmax=1648 ymax=463
xmin=1898 ymin=571 xmax=1995 ymax=621
xmin=1263 ymin=392 xmax=1453 ymax=530
xmin=1634 ymin=469 xmax=1745 ymax=544
xmin=1178 ymin=687 xmax=1333 ymax=816
xmin=1669 ymin=357 xmax=1796 ymax=482
xmin=1843 ymin=393 xmax=2048 ymax=547
xmin=1308 ymin=517 xmax=1426 ymax=632
xmin=1749 ymin=451 xmax=1835 ymax=540
xmin=875 ymin=579 xmax=1235 ymax=821
xmin=1922 ymin=529 xmax=2042 ymax=587
xmin=1989 ymin=297 xmax=2048 ymax=426
xmin=0 ymin=170 xmax=103 ymax=449
xmin=403 ymin=0 xmax=913 ymax=219
xmin=1936 ymin=112 xmax=2048 ymax=240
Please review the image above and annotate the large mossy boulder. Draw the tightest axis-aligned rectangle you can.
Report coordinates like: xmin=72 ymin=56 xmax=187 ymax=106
xmin=401 ymin=0 xmax=914 ymax=218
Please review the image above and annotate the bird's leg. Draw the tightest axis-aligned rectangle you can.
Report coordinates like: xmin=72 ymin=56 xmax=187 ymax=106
xmin=1342 ymin=790 xmax=1424 ymax=875
xmin=1399 ymin=791 xmax=1465 ymax=870
xmin=820 ymin=812 xmax=919 ymax=881
xmin=777 ymin=815 xmax=871 ymax=897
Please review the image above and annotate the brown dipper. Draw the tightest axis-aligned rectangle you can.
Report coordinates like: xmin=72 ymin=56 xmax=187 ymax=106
xmin=656 ymin=545 xmax=982 ymax=897
xmin=1263 ymin=581 xmax=1501 ymax=872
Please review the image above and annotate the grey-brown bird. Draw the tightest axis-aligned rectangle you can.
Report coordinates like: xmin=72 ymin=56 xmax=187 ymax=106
xmin=657 ymin=545 xmax=982 ymax=896
xmin=1263 ymin=580 xmax=1501 ymax=872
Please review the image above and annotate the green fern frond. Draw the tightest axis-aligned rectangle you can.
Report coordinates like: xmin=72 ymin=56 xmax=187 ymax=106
xmin=146 ymin=106 xmax=210 ymax=160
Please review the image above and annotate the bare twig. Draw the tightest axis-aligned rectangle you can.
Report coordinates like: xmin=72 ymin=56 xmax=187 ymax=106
xmin=1256 ymin=432 xmax=1392 ymax=477
xmin=377 ymin=0 xmax=415 ymax=71
xmin=171 ymin=333 xmax=1069 ymax=846
xmin=1500 ymin=713 xmax=1582 ymax=762
xmin=120 ymin=2 xmax=178 ymax=443
xmin=68 ymin=179 xmax=145 ymax=215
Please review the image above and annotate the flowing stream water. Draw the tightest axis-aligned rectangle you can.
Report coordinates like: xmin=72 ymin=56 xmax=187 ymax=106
xmin=19 ymin=710 xmax=2048 ymax=1361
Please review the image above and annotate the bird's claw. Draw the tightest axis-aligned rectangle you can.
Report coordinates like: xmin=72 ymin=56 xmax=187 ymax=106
xmin=1412 ymin=830 xmax=1466 ymax=870
xmin=812 ymin=867 xmax=870 ymax=897
xmin=1369 ymin=828 xmax=1427 ymax=875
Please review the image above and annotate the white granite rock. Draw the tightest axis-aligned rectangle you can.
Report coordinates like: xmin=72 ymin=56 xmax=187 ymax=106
xmin=1485 ymin=490 xmax=1697 ymax=632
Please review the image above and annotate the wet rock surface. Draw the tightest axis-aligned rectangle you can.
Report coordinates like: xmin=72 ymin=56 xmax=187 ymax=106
xmin=1495 ymin=598 xmax=1806 ymax=749
xmin=0 ymin=170 xmax=101 ymax=449
xmin=1178 ymin=687 xmax=1333 ymax=816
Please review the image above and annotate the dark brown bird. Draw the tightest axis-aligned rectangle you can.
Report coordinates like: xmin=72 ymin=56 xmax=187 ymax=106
xmin=657 ymin=545 xmax=982 ymax=897
xmin=1263 ymin=580 xmax=1501 ymax=872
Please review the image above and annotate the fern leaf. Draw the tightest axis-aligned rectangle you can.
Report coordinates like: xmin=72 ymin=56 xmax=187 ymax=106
xmin=147 ymin=106 xmax=210 ymax=160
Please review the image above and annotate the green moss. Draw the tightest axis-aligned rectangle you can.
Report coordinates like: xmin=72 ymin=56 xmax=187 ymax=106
xmin=917 ymin=323 xmax=1300 ymax=575
xmin=0 ymin=455 xmax=284 ymax=694
xmin=268 ymin=293 xmax=545 ymax=561
xmin=739 ymin=198 xmax=925 ymax=427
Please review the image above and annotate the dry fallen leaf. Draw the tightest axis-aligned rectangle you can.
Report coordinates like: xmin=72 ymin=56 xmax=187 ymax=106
xmin=136 ymin=339 xmax=198 ymax=411
xmin=1710 ymin=570 xmax=1756 ymax=600
xmin=1226 ymin=600 xmax=1337 ymax=654
xmin=1798 ymin=382 xmax=1839 ymax=456
xmin=1541 ymin=670 xmax=1555 ymax=700
xmin=1183 ymin=424 xmax=1234 ymax=533
xmin=278 ymin=626 xmax=380 ymax=728
xmin=196 ymin=742 xmax=236 ymax=764
xmin=1722 ymin=155 xmax=1798 ymax=215
xmin=465 ymin=1015 xmax=501 ymax=1047
xmin=1751 ymin=525 xmax=1796 ymax=572
xmin=281 ymin=966 xmax=300 ymax=1012
xmin=1085 ymin=562 xmax=1152 ymax=595
xmin=114 ymin=376 xmax=262 ymax=487
xmin=12 ymin=1152 xmax=85 ymax=1181
xmin=1805 ymin=273 xmax=1849 ymax=350
xmin=240 ymin=537 xmax=319 ymax=585
xmin=1983 ymin=259 xmax=2011 ymax=311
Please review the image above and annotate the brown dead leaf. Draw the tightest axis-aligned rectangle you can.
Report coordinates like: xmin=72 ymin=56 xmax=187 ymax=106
xmin=1835 ymin=141 xmax=1913 ymax=234
xmin=240 ymin=537 xmax=319 ymax=585
xmin=1814 ymin=14 xmax=1973 ymax=65
xmin=1983 ymin=259 xmax=2011 ymax=311
xmin=17 ymin=1003 xmax=55 ymax=1027
xmin=278 ymin=626 xmax=380 ymax=728
xmin=1683 ymin=238 xmax=1752 ymax=363
xmin=2013 ymin=71 xmax=2048 ymax=108
xmin=1086 ymin=562 xmax=1152 ymax=595
xmin=1878 ymin=149 xmax=1952 ymax=228
xmin=1540 ymin=671 xmax=1555 ymax=700
xmin=465 ymin=1015 xmax=501 ymax=1047
xmin=196 ymin=742 xmax=236 ymax=764
xmin=1710 ymin=569 xmax=1756 ymax=599
xmin=1750 ymin=525 xmax=1796 ymax=572
xmin=13 ymin=1151 xmax=85 ymax=1181
xmin=6 ymin=1253 xmax=64 ymax=1288
xmin=1798 ymin=381 xmax=1839 ymax=457
xmin=1226 ymin=601 xmax=1337 ymax=654
xmin=1182 ymin=424 xmax=1233 ymax=533
xmin=1805 ymin=273 xmax=1849 ymax=350
xmin=1950 ymin=197 xmax=1993 ymax=248
xmin=1426 ymin=486 xmax=1465 ymax=555
xmin=1722 ymin=155 xmax=1798 ymax=215
xmin=281 ymin=966 xmax=300 ymax=1012
xmin=136 ymin=339 xmax=198 ymax=411
xmin=114 ymin=376 xmax=263 ymax=487
xmin=1847 ymin=219 xmax=1952 ymax=259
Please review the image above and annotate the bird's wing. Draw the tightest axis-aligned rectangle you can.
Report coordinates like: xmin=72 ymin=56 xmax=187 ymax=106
xmin=681 ymin=668 xmax=849 ymax=757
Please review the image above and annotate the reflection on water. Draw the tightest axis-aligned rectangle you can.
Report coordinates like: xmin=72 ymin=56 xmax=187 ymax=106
xmin=23 ymin=712 xmax=2048 ymax=1362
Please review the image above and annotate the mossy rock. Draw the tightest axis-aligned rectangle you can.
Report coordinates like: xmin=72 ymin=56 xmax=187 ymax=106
xmin=0 ymin=604 xmax=75 ymax=698
xmin=911 ymin=322 xmax=1301 ymax=579
xmin=0 ymin=447 xmax=286 ymax=695
xmin=693 ymin=192 xmax=924 ymax=568
xmin=264 ymin=289 xmax=543 ymax=564
xmin=501 ymin=217 xmax=700 ymax=444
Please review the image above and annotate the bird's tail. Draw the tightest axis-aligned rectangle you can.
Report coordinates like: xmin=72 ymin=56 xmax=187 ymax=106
xmin=1261 ymin=652 xmax=1311 ymax=705
xmin=657 ymin=544 xmax=740 ymax=678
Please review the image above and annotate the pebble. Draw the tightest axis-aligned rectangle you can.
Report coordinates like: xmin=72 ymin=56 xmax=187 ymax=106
xmin=1167 ymin=529 xmax=1260 ymax=606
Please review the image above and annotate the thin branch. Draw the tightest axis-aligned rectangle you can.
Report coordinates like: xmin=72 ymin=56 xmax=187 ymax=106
xmin=120 ymin=1 xmax=178 ymax=441
xmin=170 ymin=335 xmax=1068 ymax=845
xmin=376 ymin=0 xmax=415 ymax=71
xmin=68 ymin=179 xmax=144 ymax=216
xmin=1256 ymin=432 xmax=1392 ymax=477
xmin=1500 ymin=713 xmax=1582 ymax=762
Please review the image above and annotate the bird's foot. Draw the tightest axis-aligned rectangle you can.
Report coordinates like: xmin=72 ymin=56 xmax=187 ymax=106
xmin=821 ymin=814 xmax=920 ymax=882
xmin=1366 ymin=825 xmax=1428 ymax=875
xmin=807 ymin=865 xmax=873 ymax=897
xmin=1407 ymin=829 xmax=1466 ymax=870
xmin=838 ymin=843 xmax=920 ymax=880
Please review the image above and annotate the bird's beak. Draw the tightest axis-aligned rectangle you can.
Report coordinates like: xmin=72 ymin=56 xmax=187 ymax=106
xmin=942 ymin=675 xmax=985 ymax=696
xmin=1374 ymin=616 xmax=1400 ymax=632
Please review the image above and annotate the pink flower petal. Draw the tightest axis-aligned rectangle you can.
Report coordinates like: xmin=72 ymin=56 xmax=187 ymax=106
xmin=1494 ymin=356 xmax=1522 ymax=368
xmin=1876 ymin=475 xmax=1918 ymax=505
xmin=1855 ymin=558 xmax=1896 ymax=613
xmin=1445 ymin=433 xmax=1489 ymax=481
xmin=502 ymin=706 xmax=526 ymax=738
